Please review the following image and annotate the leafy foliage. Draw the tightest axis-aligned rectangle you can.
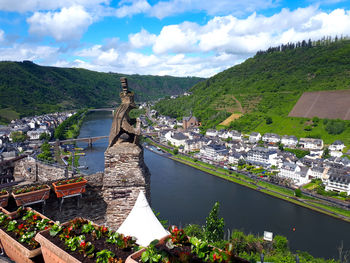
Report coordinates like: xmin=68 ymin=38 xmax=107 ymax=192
xmin=204 ymin=202 xmax=225 ymax=243
xmin=0 ymin=61 xmax=203 ymax=120
xmin=154 ymin=39 xmax=350 ymax=143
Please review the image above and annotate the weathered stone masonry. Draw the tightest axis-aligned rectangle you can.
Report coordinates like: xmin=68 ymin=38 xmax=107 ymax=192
xmin=103 ymin=142 xmax=151 ymax=229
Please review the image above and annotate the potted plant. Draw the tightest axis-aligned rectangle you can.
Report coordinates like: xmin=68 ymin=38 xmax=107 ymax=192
xmin=126 ymin=226 xmax=248 ymax=263
xmin=0 ymin=189 xmax=9 ymax=207
xmin=52 ymin=176 xmax=87 ymax=198
xmin=35 ymin=217 xmax=138 ymax=263
xmin=12 ymin=184 xmax=50 ymax=206
xmin=0 ymin=207 xmax=53 ymax=263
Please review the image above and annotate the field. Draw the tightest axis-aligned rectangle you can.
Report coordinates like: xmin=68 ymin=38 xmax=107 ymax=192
xmin=289 ymin=90 xmax=350 ymax=120
xmin=219 ymin=113 xmax=242 ymax=126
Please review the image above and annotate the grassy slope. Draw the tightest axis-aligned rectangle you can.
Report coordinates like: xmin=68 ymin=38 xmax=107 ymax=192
xmin=155 ymin=40 xmax=350 ymax=144
xmin=0 ymin=61 xmax=204 ymax=120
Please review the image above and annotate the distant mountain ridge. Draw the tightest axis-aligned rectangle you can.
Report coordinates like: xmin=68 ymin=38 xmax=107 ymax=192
xmin=155 ymin=38 xmax=350 ymax=144
xmin=0 ymin=61 xmax=204 ymax=122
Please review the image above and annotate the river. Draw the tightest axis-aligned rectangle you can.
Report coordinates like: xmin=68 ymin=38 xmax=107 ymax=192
xmin=77 ymin=111 xmax=350 ymax=260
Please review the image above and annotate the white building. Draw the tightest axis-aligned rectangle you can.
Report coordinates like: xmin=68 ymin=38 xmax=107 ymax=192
xmin=249 ymin=132 xmax=261 ymax=144
xmin=307 ymin=166 xmax=328 ymax=181
xmin=299 ymin=138 xmax=324 ymax=150
xmin=228 ymin=152 xmax=245 ymax=164
xmin=281 ymin=135 xmax=298 ymax=148
xmin=27 ymin=129 xmax=51 ymax=140
xmin=329 ymin=140 xmax=345 ymax=152
xmin=184 ymin=138 xmax=208 ymax=153
xmin=247 ymin=147 xmax=278 ymax=167
xmin=279 ymin=162 xmax=310 ymax=185
xmin=200 ymin=144 xmax=228 ymax=161
xmin=206 ymin=129 xmax=218 ymax=137
xmin=164 ymin=131 xmax=188 ymax=147
xmin=262 ymin=133 xmax=281 ymax=144
xmin=227 ymin=130 xmax=242 ymax=141
xmin=325 ymin=172 xmax=350 ymax=195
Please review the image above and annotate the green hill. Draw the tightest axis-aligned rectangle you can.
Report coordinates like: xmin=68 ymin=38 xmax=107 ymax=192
xmin=154 ymin=39 xmax=350 ymax=145
xmin=0 ymin=61 xmax=204 ymax=122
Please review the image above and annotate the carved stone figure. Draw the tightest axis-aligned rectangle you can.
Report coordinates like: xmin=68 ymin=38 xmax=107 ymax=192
xmin=108 ymin=77 xmax=141 ymax=147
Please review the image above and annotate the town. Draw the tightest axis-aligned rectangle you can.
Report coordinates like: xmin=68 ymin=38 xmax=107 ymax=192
xmin=139 ymin=102 xmax=350 ymax=198
xmin=0 ymin=111 xmax=73 ymax=160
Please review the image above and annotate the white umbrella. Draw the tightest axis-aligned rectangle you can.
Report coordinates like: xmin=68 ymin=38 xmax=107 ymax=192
xmin=117 ymin=191 xmax=169 ymax=246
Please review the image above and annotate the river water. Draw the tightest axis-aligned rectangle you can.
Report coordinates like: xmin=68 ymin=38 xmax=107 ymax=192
xmin=77 ymin=111 xmax=350 ymax=259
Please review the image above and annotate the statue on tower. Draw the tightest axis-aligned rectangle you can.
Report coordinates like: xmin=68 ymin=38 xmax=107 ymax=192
xmin=108 ymin=77 xmax=141 ymax=147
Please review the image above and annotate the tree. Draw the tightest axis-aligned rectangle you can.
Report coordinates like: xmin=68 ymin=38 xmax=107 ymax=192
xmin=10 ymin=131 xmax=27 ymax=142
xmin=273 ymin=235 xmax=288 ymax=253
xmin=265 ymin=116 xmax=273 ymax=125
xmin=204 ymin=202 xmax=225 ymax=243
xmin=294 ymin=188 xmax=302 ymax=197
xmin=322 ymin=147 xmax=330 ymax=159
xmin=39 ymin=132 xmax=51 ymax=141
xmin=238 ymin=159 xmax=246 ymax=167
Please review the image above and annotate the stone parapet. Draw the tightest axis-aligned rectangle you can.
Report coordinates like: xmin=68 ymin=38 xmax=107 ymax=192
xmin=13 ymin=157 xmax=72 ymax=183
xmin=103 ymin=142 xmax=150 ymax=229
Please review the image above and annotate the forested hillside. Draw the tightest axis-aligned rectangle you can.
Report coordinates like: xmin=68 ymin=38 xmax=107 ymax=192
xmin=0 ymin=61 xmax=203 ymax=122
xmin=155 ymin=38 xmax=350 ymax=144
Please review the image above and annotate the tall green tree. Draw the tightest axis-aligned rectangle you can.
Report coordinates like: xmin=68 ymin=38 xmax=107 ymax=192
xmin=204 ymin=202 xmax=225 ymax=243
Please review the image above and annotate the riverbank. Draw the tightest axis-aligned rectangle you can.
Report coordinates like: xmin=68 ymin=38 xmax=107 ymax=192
xmin=144 ymin=137 xmax=350 ymax=223
xmin=54 ymin=109 xmax=88 ymax=140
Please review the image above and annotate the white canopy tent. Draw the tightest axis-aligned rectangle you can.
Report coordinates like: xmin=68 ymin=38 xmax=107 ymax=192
xmin=117 ymin=191 xmax=169 ymax=246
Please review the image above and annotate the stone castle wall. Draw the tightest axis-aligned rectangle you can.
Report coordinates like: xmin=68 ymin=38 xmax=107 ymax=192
xmin=13 ymin=157 xmax=72 ymax=183
xmin=103 ymin=142 xmax=151 ymax=229
xmin=12 ymin=143 xmax=151 ymax=229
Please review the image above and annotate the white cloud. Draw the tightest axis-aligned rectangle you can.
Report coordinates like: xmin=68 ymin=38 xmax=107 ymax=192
xmin=153 ymin=22 xmax=199 ymax=54
xmin=115 ymin=0 xmax=151 ymax=18
xmin=27 ymin=5 xmax=93 ymax=42
xmin=0 ymin=44 xmax=59 ymax=62
xmin=149 ymin=6 xmax=350 ymax=56
xmin=0 ymin=0 xmax=109 ymax=13
xmin=129 ymin=29 xmax=156 ymax=48
xmin=0 ymin=30 xmax=4 ymax=42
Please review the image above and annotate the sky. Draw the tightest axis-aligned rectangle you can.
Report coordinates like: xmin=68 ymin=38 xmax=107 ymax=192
xmin=0 ymin=0 xmax=350 ymax=77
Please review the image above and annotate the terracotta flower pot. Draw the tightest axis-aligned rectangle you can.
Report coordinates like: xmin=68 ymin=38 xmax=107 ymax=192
xmin=0 ymin=229 xmax=40 ymax=263
xmin=52 ymin=178 xmax=87 ymax=198
xmin=35 ymin=231 xmax=81 ymax=263
xmin=0 ymin=207 xmax=52 ymax=263
xmin=12 ymin=185 xmax=50 ymax=206
xmin=0 ymin=191 xmax=9 ymax=208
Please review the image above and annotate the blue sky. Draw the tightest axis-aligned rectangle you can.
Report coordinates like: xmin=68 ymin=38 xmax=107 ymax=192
xmin=0 ymin=0 xmax=350 ymax=77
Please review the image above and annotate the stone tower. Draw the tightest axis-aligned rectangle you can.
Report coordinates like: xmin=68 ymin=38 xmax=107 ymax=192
xmin=102 ymin=77 xmax=151 ymax=229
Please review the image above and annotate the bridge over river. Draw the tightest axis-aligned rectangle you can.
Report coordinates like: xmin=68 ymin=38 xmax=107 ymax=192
xmin=50 ymin=133 xmax=158 ymax=147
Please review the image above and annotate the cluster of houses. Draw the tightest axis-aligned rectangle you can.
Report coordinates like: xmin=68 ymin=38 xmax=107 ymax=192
xmin=147 ymin=112 xmax=350 ymax=195
xmin=0 ymin=112 xmax=73 ymax=161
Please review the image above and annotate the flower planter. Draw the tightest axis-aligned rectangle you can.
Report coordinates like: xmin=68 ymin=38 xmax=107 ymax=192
xmin=126 ymin=235 xmax=170 ymax=263
xmin=0 ymin=190 xmax=9 ymax=208
xmin=12 ymin=185 xmax=50 ymax=206
xmin=0 ymin=207 xmax=53 ymax=263
xmin=35 ymin=231 xmax=81 ymax=263
xmin=52 ymin=177 xmax=87 ymax=198
xmin=0 ymin=228 xmax=39 ymax=263
xmin=35 ymin=218 xmax=137 ymax=263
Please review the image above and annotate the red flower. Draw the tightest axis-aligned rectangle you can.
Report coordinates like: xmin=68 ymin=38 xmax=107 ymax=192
xmin=102 ymin=226 xmax=108 ymax=232
xmin=32 ymin=215 xmax=38 ymax=220
xmin=213 ymin=253 xmax=218 ymax=261
xmin=45 ymin=226 xmax=48 ymax=230
xmin=18 ymin=224 xmax=24 ymax=230
xmin=65 ymin=235 xmax=69 ymax=238
xmin=80 ymin=241 xmax=86 ymax=247
xmin=68 ymin=226 xmax=73 ymax=232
